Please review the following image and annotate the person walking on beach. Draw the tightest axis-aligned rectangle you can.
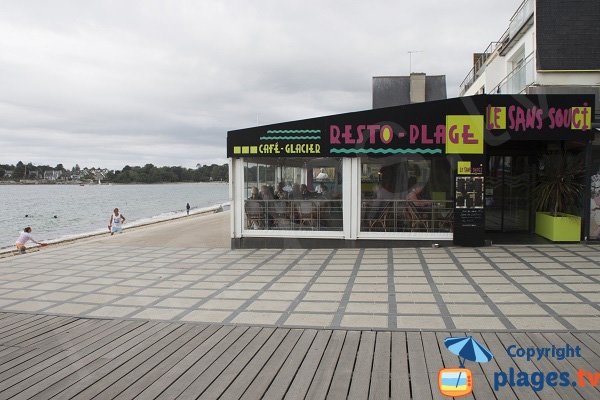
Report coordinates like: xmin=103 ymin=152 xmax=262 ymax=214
xmin=15 ymin=227 xmax=46 ymax=254
xmin=108 ymin=208 xmax=126 ymax=235
xmin=186 ymin=203 xmax=191 ymax=216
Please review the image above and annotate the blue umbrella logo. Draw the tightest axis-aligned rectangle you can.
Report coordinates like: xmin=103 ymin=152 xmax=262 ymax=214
xmin=444 ymin=336 xmax=494 ymax=368
xmin=442 ymin=336 xmax=493 ymax=393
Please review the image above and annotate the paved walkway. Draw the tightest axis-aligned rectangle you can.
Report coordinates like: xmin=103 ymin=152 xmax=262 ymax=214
xmin=0 ymin=243 xmax=599 ymax=331
xmin=1 ymin=312 xmax=599 ymax=400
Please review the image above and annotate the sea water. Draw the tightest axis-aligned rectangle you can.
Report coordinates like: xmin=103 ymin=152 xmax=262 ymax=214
xmin=0 ymin=183 xmax=228 ymax=249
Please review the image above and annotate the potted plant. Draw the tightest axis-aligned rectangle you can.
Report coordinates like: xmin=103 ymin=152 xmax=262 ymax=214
xmin=534 ymin=151 xmax=584 ymax=241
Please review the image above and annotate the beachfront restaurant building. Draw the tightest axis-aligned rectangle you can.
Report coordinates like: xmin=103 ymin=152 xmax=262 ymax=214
xmin=227 ymin=94 xmax=595 ymax=248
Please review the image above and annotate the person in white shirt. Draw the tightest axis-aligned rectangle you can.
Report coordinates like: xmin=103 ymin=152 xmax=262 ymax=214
xmin=315 ymin=168 xmax=329 ymax=180
xmin=108 ymin=208 xmax=126 ymax=235
xmin=15 ymin=227 xmax=45 ymax=254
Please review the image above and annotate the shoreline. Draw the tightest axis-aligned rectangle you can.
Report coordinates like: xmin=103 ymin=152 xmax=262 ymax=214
xmin=0 ymin=181 xmax=228 ymax=185
xmin=0 ymin=202 xmax=230 ymax=258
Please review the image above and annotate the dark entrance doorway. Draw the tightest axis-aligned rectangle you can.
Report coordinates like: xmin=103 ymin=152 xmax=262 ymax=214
xmin=485 ymin=155 xmax=533 ymax=232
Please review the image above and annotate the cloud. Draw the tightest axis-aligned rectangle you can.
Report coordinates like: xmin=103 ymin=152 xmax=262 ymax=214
xmin=0 ymin=0 xmax=522 ymax=169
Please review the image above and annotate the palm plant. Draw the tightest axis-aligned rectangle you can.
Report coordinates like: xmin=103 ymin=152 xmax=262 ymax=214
xmin=534 ymin=151 xmax=584 ymax=216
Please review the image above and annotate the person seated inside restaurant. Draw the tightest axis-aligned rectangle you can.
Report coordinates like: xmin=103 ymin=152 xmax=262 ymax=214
xmin=406 ymin=177 xmax=432 ymax=207
xmin=274 ymin=182 xmax=288 ymax=199
xmin=290 ymin=183 xmax=302 ymax=199
xmin=300 ymin=183 xmax=312 ymax=199
xmin=260 ymin=185 xmax=274 ymax=200
xmin=249 ymin=186 xmax=261 ymax=200
xmin=319 ymin=184 xmax=331 ymax=199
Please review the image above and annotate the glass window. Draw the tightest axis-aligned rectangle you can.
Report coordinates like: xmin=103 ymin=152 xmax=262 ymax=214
xmin=243 ymin=157 xmax=343 ymax=231
xmin=360 ymin=156 xmax=453 ymax=233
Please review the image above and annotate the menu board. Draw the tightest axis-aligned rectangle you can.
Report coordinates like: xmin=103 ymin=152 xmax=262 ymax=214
xmin=453 ymin=162 xmax=485 ymax=246
xmin=455 ymin=177 xmax=484 ymax=209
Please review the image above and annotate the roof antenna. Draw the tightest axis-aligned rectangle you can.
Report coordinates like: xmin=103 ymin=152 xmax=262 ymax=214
xmin=408 ymin=50 xmax=423 ymax=74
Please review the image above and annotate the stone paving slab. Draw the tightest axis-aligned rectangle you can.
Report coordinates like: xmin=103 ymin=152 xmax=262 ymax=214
xmin=0 ymin=243 xmax=599 ymax=331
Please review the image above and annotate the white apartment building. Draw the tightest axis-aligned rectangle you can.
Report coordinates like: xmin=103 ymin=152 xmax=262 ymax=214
xmin=459 ymin=0 xmax=599 ymax=113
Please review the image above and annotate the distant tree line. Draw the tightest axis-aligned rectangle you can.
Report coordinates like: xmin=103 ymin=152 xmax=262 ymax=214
xmin=0 ymin=161 xmax=228 ymax=183
xmin=107 ymin=164 xmax=228 ymax=183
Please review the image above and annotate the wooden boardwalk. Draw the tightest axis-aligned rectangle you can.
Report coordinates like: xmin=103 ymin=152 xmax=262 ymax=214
xmin=0 ymin=313 xmax=599 ymax=399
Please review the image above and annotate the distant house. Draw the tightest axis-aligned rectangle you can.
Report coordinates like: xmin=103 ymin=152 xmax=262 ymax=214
xmin=3 ymin=170 xmax=14 ymax=178
xmin=28 ymin=171 xmax=40 ymax=179
xmin=43 ymin=170 xmax=62 ymax=181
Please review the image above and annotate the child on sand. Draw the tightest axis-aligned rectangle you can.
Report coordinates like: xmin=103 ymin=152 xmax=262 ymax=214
xmin=15 ymin=227 xmax=46 ymax=254
xmin=108 ymin=208 xmax=126 ymax=235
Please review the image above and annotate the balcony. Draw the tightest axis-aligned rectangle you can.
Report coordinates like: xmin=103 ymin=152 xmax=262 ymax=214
xmin=492 ymin=52 xmax=535 ymax=94
xmin=459 ymin=41 xmax=502 ymax=96
xmin=459 ymin=0 xmax=534 ymax=95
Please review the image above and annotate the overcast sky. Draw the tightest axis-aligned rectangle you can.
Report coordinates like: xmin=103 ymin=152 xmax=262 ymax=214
xmin=0 ymin=0 xmax=522 ymax=169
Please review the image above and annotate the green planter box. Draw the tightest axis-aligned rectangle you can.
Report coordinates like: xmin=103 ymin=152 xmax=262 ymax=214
xmin=535 ymin=212 xmax=581 ymax=242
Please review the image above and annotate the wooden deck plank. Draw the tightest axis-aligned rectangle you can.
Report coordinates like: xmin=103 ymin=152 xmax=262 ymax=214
xmin=0 ymin=316 xmax=78 ymax=345
xmin=198 ymin=327 xmax=279 ymax=400
xmin=304 ymin=329 xmax=346 ymax=400
xmin=112 ymin=325 xmax=219 ymax=400
xmin=327 ymin=330 xmax=361 ymax=400
xmin=177 ymin=326 xmax=264 ymax=398
xmin=478 ymin=333 xmax=542 ymax=400
xmin=7 ymin=318 xmax=90 ymax=348
xmin=529 ymin=332 xmax=600 ymax=399
xmin=0 ymin=315 xmax=50 ymax=339
xmin=0 ymin=319 xmax=128 ymax=379
xmin=0 ymin=346 xmax=22 ymax=359
xmin=153 ymin=326 xmax=250 ymax=400
xmin=390 ymin=331 xmax=411 ymax=400
xmin=283 ymin=329 xmax=332 ymax=400
xmin=3 ymin=321 xmax=162 ymax=400
xmin=571 ymin=332 xmax=600 ymax=359
xmin=421 ymin=331 xmax=445 ymax=400
xmin=509 ymin=332 xmax=584 ymax=399
xmin=26 ymin=318 xmax=112 ymax=351
xmin=587 ymin=332 xmax=600 ymax=345
xmin=259 ymin=328 xmax=318 ymax=399
xmin=32 ymin=323 xmax=187 ymax=400
xmin=406 ymin=331 xmax=433 ymax=400
xmin=347 ymin=330 xmax=376 ymax=400
xmin=135 ymin=325 xmax=235 ymax=399
xmin=369 ymin=331 xmax=390 ymax=400
xmin=495 ymin=333 xmax=563 ymax=400
xmin=218 ymin=329 xmax=300 ymax=400
xmin=0 ymin=313 xmax=43 ymax=334
xmin=0 ymin=321 xmax=130 ymax=380
xmin=189 ymin=327 xmax=275 ymax=397
xmin=0 ymin=320 xmax=149 ymax=399
xmin=243 ymin=329 xmax=315 ymax=399
xmin=0 ymin=312 xmax=597 ymax=400
xmin=468 ymin=332 xmax=517 ymax=400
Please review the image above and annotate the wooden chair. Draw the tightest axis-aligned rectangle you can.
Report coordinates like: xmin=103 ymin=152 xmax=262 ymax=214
xmin=297 ymin=201 xmax=316 ymax=229
xmin=368 ymin=201 xmax=392 ymax=231
xmin=245 ymin=200 xmax=265 ymax=229
xmin=404 ymin=202 xmax=429 ymax=231
xmin=272 ymin=201 xmax=291 ymax=229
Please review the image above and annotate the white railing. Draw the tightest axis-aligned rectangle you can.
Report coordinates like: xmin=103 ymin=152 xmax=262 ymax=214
xmin=493 ymin=52 xmax=535 ymax=94
xmin=509 ymin=0 xmax=534 ymax=38
xmin=459 ymin=41 xmax=502 ymax=96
